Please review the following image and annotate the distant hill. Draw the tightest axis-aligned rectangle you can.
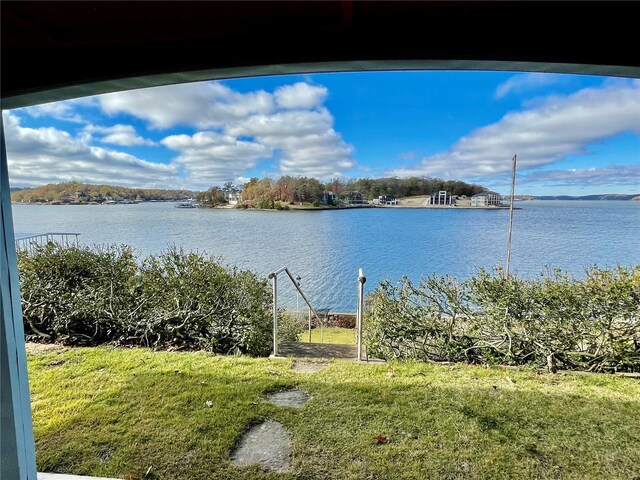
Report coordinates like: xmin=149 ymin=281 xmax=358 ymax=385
xmin=534 ymin=194 xmax=640 ymax=201
xmin=11 ymin=182 xmax=195 ymax=204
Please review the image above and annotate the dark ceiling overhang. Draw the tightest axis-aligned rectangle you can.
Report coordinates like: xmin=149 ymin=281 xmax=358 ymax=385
xmin=2 ymin=1 xmax=639 ymax=109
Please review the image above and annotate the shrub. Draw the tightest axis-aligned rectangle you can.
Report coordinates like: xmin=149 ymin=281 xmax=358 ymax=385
xmin=18 ymin=243 xmax=137 ymax=345
xmin=365 ymin=266 xmax=640 ymax=372
xmin=132 ymin=247 xmax=272 ymax=355
xmin=18 ymin=244 xmax=274 ymax=355
xmin=365 ymin=275 xmax=475 ymax=363
xmin=278 ymin=310 xmax=305 ymax=342
xmin=255 ymin=198 xmax=274 ymax=209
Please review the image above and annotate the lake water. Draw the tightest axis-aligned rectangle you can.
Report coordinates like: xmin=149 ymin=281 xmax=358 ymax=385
xmin=11 ymin=201 xmax=640 ymax=312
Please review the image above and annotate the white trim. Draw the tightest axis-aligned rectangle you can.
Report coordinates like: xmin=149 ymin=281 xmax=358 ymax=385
xmin=3 ymin=60 xmax=639 ymax=110
xmin=1 ymin=114 xmax=38 ymax=479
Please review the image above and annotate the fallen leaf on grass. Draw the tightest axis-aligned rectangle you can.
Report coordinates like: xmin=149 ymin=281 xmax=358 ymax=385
xmin=374 ymin=434 xmax=387 ymax=444
xmin=378 ymin=390 xmax=386 ymax=399
xmin=386 ymin=368 xmax=395 ymax=378
xmin=205 ymin=400 xmax=213 ymax=408
xmin=506 ymin=377 xmax=516 ymax=384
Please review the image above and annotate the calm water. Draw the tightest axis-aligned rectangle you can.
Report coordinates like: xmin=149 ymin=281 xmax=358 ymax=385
xmin=12 ymin=201 xmax=640 ymax=312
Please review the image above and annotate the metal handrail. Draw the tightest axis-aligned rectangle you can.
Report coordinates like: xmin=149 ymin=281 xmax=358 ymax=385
xmin=15 ymin=232 xmax=81 ymax=251
xmin=356 ymin=268 xmax=367 ymax=361
xmin=268 ymin=266 xmax=321 ymax=356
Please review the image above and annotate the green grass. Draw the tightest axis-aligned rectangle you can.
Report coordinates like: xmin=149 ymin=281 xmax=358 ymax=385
xmin=28 ymin=346 xmax=640 ymax=480
xmin=296 ymin=327 xmax=355 ymax=344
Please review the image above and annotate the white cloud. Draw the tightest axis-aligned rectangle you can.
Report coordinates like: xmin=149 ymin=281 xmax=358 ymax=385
xmin=495 ymin=73 xmax=567 ymax=99
xmin=8 ymin=81 xmax=356 ymax=187
xmin=84 ymin=124 xmax=157 ymax=146
xmin=161 ymin=131 xmax=271 ymax=187
xmin=226 ymin=107 xmax=355 ymax=178
xmin=389 ymin=81 xmax=640 ymax=180
xmin=274 ymin=82 xmax=328 ymax=109
xmin=3 ymin=112 xmax=178 ymax=188
xmin=97 ymin=82 xmax=275 ymax=129
xmin=20 ymin=97 xmax=96 ymax=123
xmin=97 ymin=80 xmax=354 ymax=178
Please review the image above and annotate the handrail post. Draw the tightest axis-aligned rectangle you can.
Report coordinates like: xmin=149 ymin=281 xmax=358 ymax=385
xmin=269 ymin=266 xmax=320 ymax=353
xmin=356 ymin=268 xmax=366 ymax=361
xmin=271 ymin=273 xmax=278 ymax=356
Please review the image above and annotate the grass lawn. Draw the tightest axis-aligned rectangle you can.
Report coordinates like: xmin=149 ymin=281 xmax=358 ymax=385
xmin=297 ymin=327 xmax=355 ymax=344
xmin=28 ymin=346 xmax=640 ymax=480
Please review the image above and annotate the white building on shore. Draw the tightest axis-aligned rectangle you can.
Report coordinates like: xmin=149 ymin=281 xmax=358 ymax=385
xmin=471 ymin=191 xmax=502 ymax=207
xmin=426 ymin=190 xmax=454 ymax=206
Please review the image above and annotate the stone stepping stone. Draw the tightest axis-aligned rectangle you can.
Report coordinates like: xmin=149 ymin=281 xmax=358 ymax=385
xmin=291 ymin=361 xmax=329 ymax=373
xmin=231 ymin=420 xmax=291 ymax=473
xmin=266 ymin=389 xmax=311 ymax=408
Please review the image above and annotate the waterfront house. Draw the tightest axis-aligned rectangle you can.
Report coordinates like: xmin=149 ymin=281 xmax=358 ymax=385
xmin=471 ymin=191 xmax=502 ymax=206
xmin=322 ymin=191 xmax=338 ymax=204
xmin=344 ymin=191 xmax=364 ymax=205
xmin=378 ymin=195 xmax=397 ymax=205
xmin=227 ymin=191 xmax=241 ymax=205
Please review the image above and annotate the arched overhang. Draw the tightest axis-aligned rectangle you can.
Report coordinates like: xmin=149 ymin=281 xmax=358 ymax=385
xmin=2 ymin=1 xmax=639 ymax=108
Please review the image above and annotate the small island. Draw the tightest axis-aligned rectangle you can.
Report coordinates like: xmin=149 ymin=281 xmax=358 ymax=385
xmin=195 ymin=175 xmax=498 ymax=210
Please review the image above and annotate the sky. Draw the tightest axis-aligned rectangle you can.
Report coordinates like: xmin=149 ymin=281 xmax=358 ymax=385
xmin=4 ymin=71 xmax=640 ymax=196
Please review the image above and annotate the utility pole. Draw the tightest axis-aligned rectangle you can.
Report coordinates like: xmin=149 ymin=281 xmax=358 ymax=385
xmin=505 ymin=154 xmax=517 ymax=279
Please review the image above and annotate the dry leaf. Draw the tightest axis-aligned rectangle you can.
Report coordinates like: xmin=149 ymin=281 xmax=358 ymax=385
xmin=378 ymin=390 xmax=386 ymax=399
xmin=205 ymin=400 xmax=213 ymax=408
xmin=374 ymin=434 xmax=387 ymax=444
xmin=506 ymin=377 xmax=516 ymax=384
xmin=386 ymin=368 xmax=395 ymax=378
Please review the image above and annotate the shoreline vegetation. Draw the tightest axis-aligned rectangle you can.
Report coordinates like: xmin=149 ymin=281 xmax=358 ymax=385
xmin=11 ymin=181 xmax=194 ymax=204
xmin=19 ymin=243 xmax=639 ymax=373
xmin=11 ymin=180 xmax=639 ymax=208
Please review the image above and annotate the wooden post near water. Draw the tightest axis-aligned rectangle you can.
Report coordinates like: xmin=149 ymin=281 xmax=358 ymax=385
xmin=505 ymin=154 xmax=517 ymax=280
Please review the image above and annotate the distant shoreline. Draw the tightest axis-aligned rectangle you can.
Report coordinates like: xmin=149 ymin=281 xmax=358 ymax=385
xmin=12 ymin=198 xmax=639 ymax=208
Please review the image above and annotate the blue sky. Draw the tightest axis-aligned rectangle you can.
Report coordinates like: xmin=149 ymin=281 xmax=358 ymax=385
xmin=4 ymin=71 xmax=639 ymax=195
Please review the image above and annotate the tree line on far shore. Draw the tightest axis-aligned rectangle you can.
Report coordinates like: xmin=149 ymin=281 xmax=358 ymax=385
xmin=12 ymin=176 xmax=488 ymax=208
xmin=11 ymin=182 xmax=194 ymax=203
xmin=197 ymin=176 xmax=488 ymax=208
